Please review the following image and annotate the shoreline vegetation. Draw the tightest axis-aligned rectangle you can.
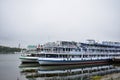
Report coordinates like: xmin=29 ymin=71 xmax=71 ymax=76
xmin=0 ymin=45 xmax=25 ymax=54
xmin=92 ymin=73 xmax=120 ymax=80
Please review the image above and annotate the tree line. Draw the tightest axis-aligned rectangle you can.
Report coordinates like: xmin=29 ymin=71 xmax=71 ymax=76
xmin=0 ymin=45 xmax=22 ymax=53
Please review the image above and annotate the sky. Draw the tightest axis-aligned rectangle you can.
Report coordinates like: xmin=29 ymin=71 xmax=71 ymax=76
xmin=0 ymin=0 xmax=120 ymax=48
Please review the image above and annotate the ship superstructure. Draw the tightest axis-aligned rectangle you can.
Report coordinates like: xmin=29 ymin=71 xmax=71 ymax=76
xmin=38 ymin=40 xmax=120 ymax=65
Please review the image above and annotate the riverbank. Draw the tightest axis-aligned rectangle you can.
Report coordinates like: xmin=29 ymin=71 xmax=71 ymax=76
xmin=92 ymin=73 xmax=120 ymax=80
xmin=101 ymin=73 xmax=120 ymax=80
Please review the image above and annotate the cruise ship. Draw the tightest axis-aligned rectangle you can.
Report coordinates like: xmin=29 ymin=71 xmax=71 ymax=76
xmin=38 ymin=40 xmax=120 ymax=65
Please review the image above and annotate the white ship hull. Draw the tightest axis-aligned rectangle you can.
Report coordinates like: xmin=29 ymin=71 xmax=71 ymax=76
xmin=19 ymin=56 xmax=38 ymax=63
xmin=38 ymin=58 xmax=110 ymax=65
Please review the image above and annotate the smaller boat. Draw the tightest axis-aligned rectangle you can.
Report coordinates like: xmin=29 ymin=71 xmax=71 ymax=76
xmin=19 ymin=44 xmax=43 ymax=63
xmin=19 ymin=51 xmax=41 ymax=63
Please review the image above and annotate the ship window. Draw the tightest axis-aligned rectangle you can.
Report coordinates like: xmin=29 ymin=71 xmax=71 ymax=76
xmin=83 ymin=55 xmax=87 ymax=58
xmin=63 ymin=55 xmax=67 ymax=58
xmin=46 ymin=54 xmax=58 ymax=58
xmin=40 ymin=54 xmax=46 ymax=57
xmin=79 ymin=55 xmax=81 ymax=57
xmin=72 ymin=55 xmax=74 ymax=58
xmin=59 ymin=55 xmax=63 ymax=58
xmin=68 ymin=48 xmax=71 ymax=51
xmin=63 ymin=48 xmax=65 ymax=51
xmin=74 ymin=55 xmax=79 ymax=58
xmin=79 ymin=49 xmax=81 ymax=52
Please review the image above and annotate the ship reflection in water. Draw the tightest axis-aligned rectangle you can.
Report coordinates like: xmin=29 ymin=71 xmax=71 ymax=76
xmin=19 ymin=63 xmax=120 ymax=80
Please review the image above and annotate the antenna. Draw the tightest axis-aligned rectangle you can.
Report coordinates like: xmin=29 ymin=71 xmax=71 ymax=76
xmin=18 ymin=44 xmax=20 ymax=48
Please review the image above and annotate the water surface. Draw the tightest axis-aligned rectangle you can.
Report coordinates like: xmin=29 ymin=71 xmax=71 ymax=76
xmin=0 ymin=54 xmax=26 ymax=80
xmin=0 ymin=54 xmax=120 ymax=80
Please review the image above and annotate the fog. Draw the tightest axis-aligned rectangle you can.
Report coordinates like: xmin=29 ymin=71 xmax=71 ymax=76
xmin=0 ymin=0 xmax=120 ymax=48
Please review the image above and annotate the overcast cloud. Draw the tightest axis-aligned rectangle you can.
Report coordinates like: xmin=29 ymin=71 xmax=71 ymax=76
xmin=0 ymin=0 xmax=120 ymax=48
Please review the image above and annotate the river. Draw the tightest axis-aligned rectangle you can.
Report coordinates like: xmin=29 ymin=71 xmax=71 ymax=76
xmin=0 ymin=54 xmax=120 ymax=80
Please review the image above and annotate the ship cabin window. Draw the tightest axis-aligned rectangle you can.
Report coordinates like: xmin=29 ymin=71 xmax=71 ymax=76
xmin=46 ymin=54 xmax=58 ymax=58
xmin=83 ymin=55 xmax=88 ymax=58
xmin=62 ymin=55 xmax=67 ymax=58
xmin=101 ymin=55 xmax=105 ymax=57
xmin=75 ymin=49 xmax=77 ymax=51
xmin=59 ymin=54 xmax=67 ymax=58
xmin=71 ymin=55 xmax=74 ymax=58
xmin=118 ymin=50 xmax=120 ymax=52
xmin=63 ymin=48 xmax=65 ymax=51
xmin=36 ymin=54 xmax=41 ymax=57
xmin=79 ymin=55 xmax=82 ymax=57
xmin=97 ymin=55 xmax=100 ymax=57
xmin=79 ymin=49 xmax=81 ymax=52
xmin=74 ymin=49 xmax=81 ymax=52
xmin=40 ymin=54 xmax=59 ymax=58
xmin=92 ymin=55 xmax=96 ymax=57
xmin=40 ymin=54 xmax=46 ymax=57
xmin=90 ymin=55 xmax=93 ymax=57
xmin=64 ymin=48 xmax=71 ymax=52
xmin=73 ymin=55 xmax=80 ymax=58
